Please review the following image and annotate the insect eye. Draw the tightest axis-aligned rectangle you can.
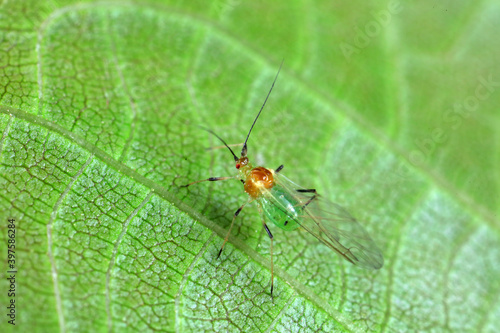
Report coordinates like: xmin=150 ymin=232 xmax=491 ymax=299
xmin=236 ymin=163 xmax=240 ymax=169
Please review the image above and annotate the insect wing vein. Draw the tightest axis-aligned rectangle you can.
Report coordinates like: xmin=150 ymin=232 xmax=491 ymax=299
xmin=272 ymin=174 xmax=384 ymax=270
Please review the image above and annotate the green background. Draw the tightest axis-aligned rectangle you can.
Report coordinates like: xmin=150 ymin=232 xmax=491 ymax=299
xmin=1 ymin=0 xmax=499 ymax=332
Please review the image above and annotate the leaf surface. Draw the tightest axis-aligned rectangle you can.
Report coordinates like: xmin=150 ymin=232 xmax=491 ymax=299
xmin=1 ymin=1 xmax=499 ymax=332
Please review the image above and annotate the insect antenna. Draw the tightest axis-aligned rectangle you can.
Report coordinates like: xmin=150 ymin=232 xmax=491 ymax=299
xmin=241 ymin=60 xmax=284 ymax=157
xmin=199 ymin=126 xmax=239 ymax=162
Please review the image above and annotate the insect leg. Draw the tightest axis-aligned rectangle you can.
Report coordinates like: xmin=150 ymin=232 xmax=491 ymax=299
xmin=206 ymin=143 xmax=243 ymax=151
xmin=296 ymin=189 xmax=317 ymax=193
xmin=181 ymin=176 xmax=234 ymax=187
xmin=217 ymin=198 xmax=253 ymax=258
xmin=296 ymin=189 xmax=318 ymax=209
xmin=275 ymin=165 xmax=284 ymax=173
xmin=257 ymin=205 xmax=275 ymax=297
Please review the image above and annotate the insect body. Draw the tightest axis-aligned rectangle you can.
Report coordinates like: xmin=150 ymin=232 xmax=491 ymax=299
xmin=261 ymin=187 xmax=301 ymax=232
xmin=183 ymin=63 xmax=384 ymax=295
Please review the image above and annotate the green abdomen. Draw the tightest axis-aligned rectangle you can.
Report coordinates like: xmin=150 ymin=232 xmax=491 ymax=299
xmin=261 ymin=187 xmax=301 ymax=231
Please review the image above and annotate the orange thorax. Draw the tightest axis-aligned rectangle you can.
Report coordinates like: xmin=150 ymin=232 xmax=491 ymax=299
xmin=243 ymin=167 xmax=275 ymax=198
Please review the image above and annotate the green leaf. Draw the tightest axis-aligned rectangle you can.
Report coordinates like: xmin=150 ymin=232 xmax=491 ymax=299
xmin=1 ymin=1 xmax=499 ymax=332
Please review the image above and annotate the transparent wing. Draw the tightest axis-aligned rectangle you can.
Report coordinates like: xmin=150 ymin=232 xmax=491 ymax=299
xmin=266 ymin=173 xmax=384 ymax=270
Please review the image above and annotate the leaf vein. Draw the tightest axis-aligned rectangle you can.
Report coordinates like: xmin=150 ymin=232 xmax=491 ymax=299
xmin=47 ymin=153 xmax=94 ymax=333
xmin=105 ymin=190 xmax=154 ymax=332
